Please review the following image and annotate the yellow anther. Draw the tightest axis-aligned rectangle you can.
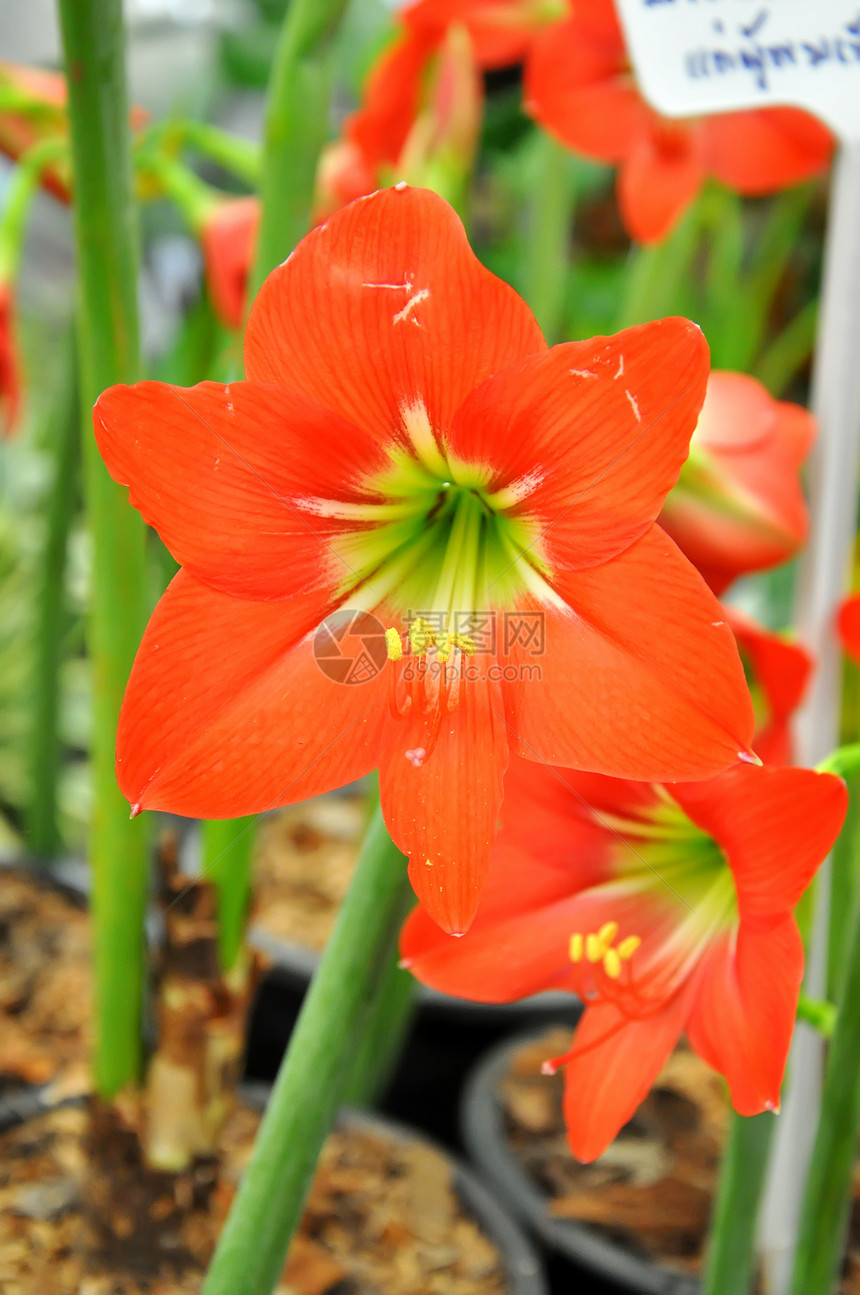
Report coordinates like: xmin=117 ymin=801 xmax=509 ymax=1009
xmin=409 ymin=617 xmax=436 ymax=656
xmin=603 ymin=948 xmax=622 ymax=980
xmin=598 ymin=920 xmax=619 ymax=946
xmin=436 ymin=633 xmax=452 ymax=664
xmin=385 ymin=628 xmax=403 ymax=661
xmin=451 ymin=633 xmax=477 ymax=656
xmin=617 ymin=935 xmax=641 ymax=961
xmin=569 ymin=932 xmax=583 ymax=963
xmin=585 ymin=933 xmax=605 ymax=963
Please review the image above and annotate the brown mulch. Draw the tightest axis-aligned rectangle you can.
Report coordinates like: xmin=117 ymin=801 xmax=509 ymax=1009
xmin=0 ymin=867 xmax=91 ymax=1097
xmin=253 ymin=796 xmax=365 ymax=954
xmin=499 ymin=1028 xmax=728 ymax=1276
xmin=0 ymin=1100 xmax=509 ymax=1295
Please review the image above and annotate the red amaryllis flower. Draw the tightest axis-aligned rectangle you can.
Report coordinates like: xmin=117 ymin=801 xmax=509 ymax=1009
xmin=0 ymin=283 xmax=22 ymax=436
xmin=658 ymin=371 xmax=814 ymax=595
xmin=402 ymin=755 xmax=846 ymax=1159
xmin=199 ymin=197 xmax=259 ymax=331
xmin=523 ymin=0 xmax=833 ymax=244
xmin=401 ymin=0 xmax=566 ymax=70
xmin=94 ymin=186 xmax=754 ymax=934
xmin=726 ymin=606 xmax=810 ymax=765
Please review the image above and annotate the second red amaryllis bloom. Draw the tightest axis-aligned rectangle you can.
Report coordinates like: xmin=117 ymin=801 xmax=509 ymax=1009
xmin=659 ymin=371 xmax=814 ymax=595
xmin=523 ymin=0 xmax=833 ymax=244
xmin=95 ymin=186 xmax=753 ymax=934
xmin=726 ymin=606 xmax=810 ymax=765
xmin=402 ymin=756 xmax=847 ymax=1159
xmin=199 ymin=196 xmax=259 ymax=331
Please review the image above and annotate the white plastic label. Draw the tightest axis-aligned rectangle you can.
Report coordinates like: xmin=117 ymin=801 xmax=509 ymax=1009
xmin=614 ymin=1 xmax=860 ymax=140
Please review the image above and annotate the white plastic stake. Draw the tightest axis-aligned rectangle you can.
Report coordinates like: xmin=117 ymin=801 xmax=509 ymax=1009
xmin=612 ymin=5 xmax=860 ymax=1291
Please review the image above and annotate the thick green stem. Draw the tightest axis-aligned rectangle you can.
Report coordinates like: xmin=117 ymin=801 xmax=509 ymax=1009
xmin=790 ymin=889 xmax=860 ymax=1293
xmin=202 ymin=805 xmax=412 ymax=1295
xmin=57 ymin=0 xmax=150 ymax=1096
xmin=250 ymin=0 xmax=351 ymax=295
xmin=615 ymin=201 xmax=700 ymax=331
xmin=702 ymin=1112 xmax=776 ymax=1295
xmin=521 ymin=133 xmax=577 ymax=343
xmin=341 ymin=950 xmax=415 ymax=1107
xmin=201 ymin=816 xmax=256 ymax=973
xmin=24 ymin=328 xmax=79 ymax=859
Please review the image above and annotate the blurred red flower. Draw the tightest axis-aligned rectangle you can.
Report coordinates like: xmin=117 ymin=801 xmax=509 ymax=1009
xmin=199 ymin=196 xmax=259 ymax=331
xmin=523 ymin=0 xmax=833 ymax=243
xmin=402 ymin=754 xmax=846 ymax=1159
xmin=94 ymin=187 xmax=753 ymax=934
xmin=0 ymin=283 xmax=22 ymax=436
xmin=659 ymin=371 xmax=814 ymax=594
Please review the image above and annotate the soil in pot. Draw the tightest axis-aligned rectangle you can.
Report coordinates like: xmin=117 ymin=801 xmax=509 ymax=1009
xmin=0 ymin=866 xmax=91 ymax=1100
xmin=0 ymin=1099 xmax=521 ymax=1294
xmin=498 ymin=1028 xmax=728 ymax=1282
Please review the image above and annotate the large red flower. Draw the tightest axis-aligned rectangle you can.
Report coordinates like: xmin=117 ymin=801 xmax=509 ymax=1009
xmin=659 ymin=371 xmax=814 ymax=595
xmin=402 ymin=755 xmax=846 ymax=1159
xmin=523 ymin=0 xmax=834 ymax=243
xmin=94 ymin=186 xmax=754 ymax=934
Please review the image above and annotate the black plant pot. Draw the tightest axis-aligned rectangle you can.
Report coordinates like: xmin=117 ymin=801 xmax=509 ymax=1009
xmin=460 ymin=1031 xmax=700 ymax=1295
xmin=0 ymin=1082 xmax=548 ymax=1295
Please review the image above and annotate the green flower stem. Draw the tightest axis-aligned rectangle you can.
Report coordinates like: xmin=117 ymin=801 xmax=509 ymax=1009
xmin=202 ymin=804 xmax=412 ymax=1295
xmin=140 ymin=119 xmax=261 ymax=188
xmin=790 ymin=892 xmax=860 ymax=1294
xmin=817 ymin=743 xmax=860 ymax=780
xmin=341 ymin=938 xmax=415 ymax=1107
xmin=201 ymin=817 xmax=256 ymax=973
xmin=522 ymin=133 xmax=578 ymax=343
xmin=753 ymin=298 xmax=818 ymax=398
xmin=137 ymin=146 xmax=219 ymax=232
xmin=702 ymin=1111 xmax=777 ymax=1295
xmin=0 ymin=137 xmax=67 ymax=279
xmin=250 ymin=0 xmax=351 ymax=295
xmin=57 ymin=0 xmax=150 ymax=1097
xmin=25 ymin=327 xmax=79 ymax=860
xmin=615 ymin=200 xmax=701 ymax=331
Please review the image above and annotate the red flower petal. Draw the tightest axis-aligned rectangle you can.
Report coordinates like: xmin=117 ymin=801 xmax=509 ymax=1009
xmin=244 ymin=186 xmax=546 ymax=444
xmin=502 ymin=527 xmax=754 ymax=779
xmin=347 ymin=29 xmax=435 ymax=169
xmin=380 ymin=671 xmax=509 ymax=934
xmin=702 ymin=108 xmax=833 ymax=195
xmin=524 ymin=9 xmax=646 ymax=163
xmin=94 ymin=380 xmax=386 ymax=600
xmin=617 ymin=124 xmax=704 ymax=245
xmin=403 ymin=0 xmax=548 ymax=70
xmin=448 ymin=318 xmax=709 ymax=569
xmin=561 ymin=989 xmax=693 ymax=1162
xmin=117 ymin=571 xmax=387 ymax=817
xmin=200 ymin=197 xmax=259 ymax=330
xmin=673 ymin=763 xmax=847 ymax=921
xmin=687 ymin=918 xmax=803 ymax=1115
xmin=725 ymin=605 xmax=811 ymax=723
xmin=839 ymin=594 xmax=860 ymax=663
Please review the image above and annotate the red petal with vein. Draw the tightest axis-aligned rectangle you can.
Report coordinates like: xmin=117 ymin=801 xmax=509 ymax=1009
xmin=379 ymin=672 xmax=508 ymax=934
xmin=118 ymin=571 xmax=387 ymax=817
xmin=561 ymin=989 xmax=693 ymax=1162
xmin=618 ymin=124 xmax=704 ymax=244
xmin=245 ymin=187 xmax=546 ymax=442
xmin=673 ymin=764 xmax=846 ymax=921
xmin=524 ymin=13 xmax=646 ymax=162
xmin=503 ymin=527 xmax=754 ymax=779
xmin=448 ymin=319 xmax=709 ymax=569
xmin=94 ymin=380 xmax=386 ymax=600
xmin=702 ymin=108 xmax=833 ymax=194
xmin=687 ymin=919 xmax=802 ymax=1115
